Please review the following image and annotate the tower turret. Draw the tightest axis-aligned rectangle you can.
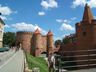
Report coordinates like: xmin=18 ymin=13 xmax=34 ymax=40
xmin=76 ymin=3 xmax=95 ymax=50
xmin=47 ymin=30 xmax=54 ymax=55
xmin=82 ymin=3 xmax=94 ymax=23
xmin=75 ymin=4 xmax=96 ymax=65
xmin=33 ymin=28 xmax=42 ymax=57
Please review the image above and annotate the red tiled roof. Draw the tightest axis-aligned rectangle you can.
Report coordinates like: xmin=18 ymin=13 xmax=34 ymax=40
xmin=47 ymin=30 xmax=53 ymax=35
xmin=82 ymin=3 xmax=94 ymax=22
xmin=35 ymin=28 xmax=41 ymax=34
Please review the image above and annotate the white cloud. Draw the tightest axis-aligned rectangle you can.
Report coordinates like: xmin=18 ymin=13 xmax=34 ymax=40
xmin=60 ymin=23 xmax=75 ymax=31
xmin=56 ymin=17 xmax=77 ymax=23
xmin=71 ymin=17 xmax=77 ymax=21
xmin=0 ymin=15 xmax=13 ymax=21
xmin=54 ymin=34 xmax=70 ymax=41
xmin=72 ymin=0 xmax=96 ymax=8
xmin=72 ymin=0 xmax=86 ymax=8
xmin=38 ymin=11 xmax=45 ymax=15
xmin=56 ymin=19 xmax=63 ymax=23
xmin=88 ymin=0 xmax=96 ymax=8
xmin=64 ymin=19 xmax=68 ymax=23
xmin=64 ymin=19 xmax=71 ymax=23
xmin=0 ymin=15 xmax=7 ymax=20
xmin=0 ymin=5 xmax=12 ymax=15
xmin=56 ymin=19 xmax=71 ymax=23
xmin=41 ymin=0 xmax=58 ymax=9
xmin=0 ymin=4 xmax=17 ymax=21
xmin=4 ymin=24 xmax=10 ymax=28
xmin=11 ymin=22 xmax=47 ymax=34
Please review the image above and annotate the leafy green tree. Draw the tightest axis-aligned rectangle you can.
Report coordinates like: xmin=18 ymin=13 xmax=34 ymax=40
xmin=62 ymin=36 xmax=72 ymax=44
xmin=55 ymin=39 xmax=62 ymax=46
xmin=3 ymin=32 xmax=16 ymax=47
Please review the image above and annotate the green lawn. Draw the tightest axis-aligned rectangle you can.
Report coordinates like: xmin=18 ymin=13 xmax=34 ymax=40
xmin=26 ymin=53 xmax=48 ymax=72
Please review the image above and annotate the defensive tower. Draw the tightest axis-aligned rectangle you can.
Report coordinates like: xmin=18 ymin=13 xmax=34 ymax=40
xmin=34 ymin=29 xmax=43 ymax=57
xmin=76 ymin=4 xmax=96 ymax=50
xmin=47 ymin=30 xmax=54 ymax=55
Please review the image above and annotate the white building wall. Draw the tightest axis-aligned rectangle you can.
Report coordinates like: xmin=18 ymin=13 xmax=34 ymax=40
xmin=0 ymin=22 xmax=4 ymax=48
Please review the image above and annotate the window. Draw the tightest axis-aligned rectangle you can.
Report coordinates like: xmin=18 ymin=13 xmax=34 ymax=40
xmin=83 ymin=32 xmax=86 ymax=36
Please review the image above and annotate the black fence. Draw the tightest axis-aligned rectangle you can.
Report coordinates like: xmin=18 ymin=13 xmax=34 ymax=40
xmin=55 ymin=49 xmax=96 ymax=71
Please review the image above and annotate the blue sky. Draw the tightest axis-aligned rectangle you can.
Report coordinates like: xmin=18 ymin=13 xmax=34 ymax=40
xmin=0 ymin=0 xmax=96 ymax=40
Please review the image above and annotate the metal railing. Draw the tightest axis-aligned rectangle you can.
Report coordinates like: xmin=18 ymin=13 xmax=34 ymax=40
xmin=56 ymin=49 xmax=96 ymax=71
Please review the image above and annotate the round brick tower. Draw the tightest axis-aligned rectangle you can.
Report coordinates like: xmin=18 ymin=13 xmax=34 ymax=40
xmin=16 ymin=31 xmax=33 ymax=53
xmin=47 ymin=30 xmax=54 ymax=55
xmin=33 ymin=28 xmax=43 ymax=57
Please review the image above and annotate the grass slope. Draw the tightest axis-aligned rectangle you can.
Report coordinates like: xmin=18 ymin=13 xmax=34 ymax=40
xmin=26 ymin=53 xmax=48 ymax=72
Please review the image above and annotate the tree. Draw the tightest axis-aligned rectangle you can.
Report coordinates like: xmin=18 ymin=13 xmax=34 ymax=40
xmin=62 ymin=36 xmax=72 ymax=44
xmin=55 ymin=39 xmax=62 ymax=46
xmin=3 ymin=32 xmax=16 ymax=47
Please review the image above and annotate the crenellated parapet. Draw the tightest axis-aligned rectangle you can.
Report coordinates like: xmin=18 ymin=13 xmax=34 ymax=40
xmin=17 ymin=31 xmax=33 ymax=35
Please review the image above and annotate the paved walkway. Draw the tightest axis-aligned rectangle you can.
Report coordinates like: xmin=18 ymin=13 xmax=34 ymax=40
xmin=0 ymin=50 xmax=24 ymax=72
xmin=0 ymin=49 xmax=15 ymax=66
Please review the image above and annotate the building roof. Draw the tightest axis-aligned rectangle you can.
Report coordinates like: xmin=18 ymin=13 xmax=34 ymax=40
xmin=35 ymin=28 xmax=41 ymax=34
xmin=0 ymin=18 xmax=5 ymax=25
xmin=82 ymin=3 xmax=94 ymax=22
xmin=47 ymin=30 xmax=53 ymax=35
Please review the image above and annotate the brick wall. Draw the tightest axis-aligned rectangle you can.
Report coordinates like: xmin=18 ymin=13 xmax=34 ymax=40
xmin=16 ymin=31 xmax=56 ymax=57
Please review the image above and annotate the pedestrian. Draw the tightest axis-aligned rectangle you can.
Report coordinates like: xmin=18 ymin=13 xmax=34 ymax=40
xmin=48 ymin=52 xmax=55 ymax=72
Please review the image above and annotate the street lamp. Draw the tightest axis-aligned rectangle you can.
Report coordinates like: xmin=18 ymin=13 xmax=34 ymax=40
xmin=0 ymin=13 xmax=2 ymax=15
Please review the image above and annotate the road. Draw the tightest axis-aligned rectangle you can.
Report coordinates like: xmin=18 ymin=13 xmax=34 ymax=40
xmin=0 ymin=49 xmax=24 ymax=72
xmin=68 ymin=68 xmax=96 ymax=72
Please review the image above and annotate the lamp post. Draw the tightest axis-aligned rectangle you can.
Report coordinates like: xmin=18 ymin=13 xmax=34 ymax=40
xmin=0 ymin=13 xmax=1 ymax=15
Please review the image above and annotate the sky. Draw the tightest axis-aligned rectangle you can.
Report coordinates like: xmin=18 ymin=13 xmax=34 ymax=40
xmin=0 ymin=0 xmax=96 ymax=40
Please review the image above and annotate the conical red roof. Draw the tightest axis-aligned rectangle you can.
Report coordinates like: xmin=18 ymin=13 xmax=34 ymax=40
xmin=35 ymin=28 xmax=41 ymax=34
xmin=82 ymin=3 xmax=94 ymax=22
xmin=47 ymin=30 xmax=53 ymax=35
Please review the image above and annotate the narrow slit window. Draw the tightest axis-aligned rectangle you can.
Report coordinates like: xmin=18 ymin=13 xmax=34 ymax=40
xmin=83 ymin=32 xmax=86 ymax=36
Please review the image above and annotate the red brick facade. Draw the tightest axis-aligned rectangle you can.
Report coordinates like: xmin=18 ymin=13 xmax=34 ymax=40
xmin=16 ymin=29 xmax=57 ymax=57
xmin=59 ymin=4 xmax=96 ymax=66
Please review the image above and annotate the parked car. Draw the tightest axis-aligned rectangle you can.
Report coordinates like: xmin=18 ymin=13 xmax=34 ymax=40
xmin=0 ymin=48 xmax=9 ymax=52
